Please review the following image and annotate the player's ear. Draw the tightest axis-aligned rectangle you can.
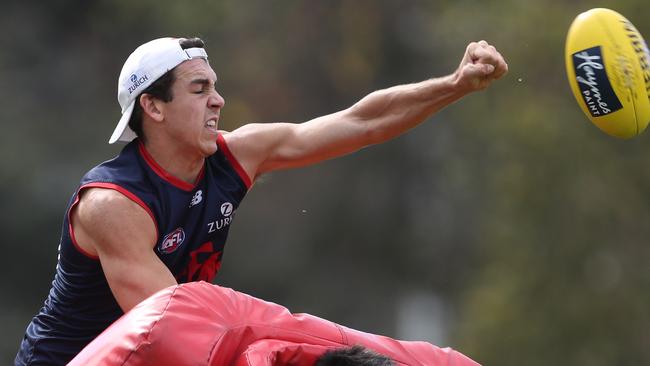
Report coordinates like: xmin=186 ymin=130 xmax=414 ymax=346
xmin=140 ymin=94 xmax=165 ymax=123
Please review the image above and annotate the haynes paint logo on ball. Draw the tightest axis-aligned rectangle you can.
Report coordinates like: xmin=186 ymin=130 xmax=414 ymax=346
xmin=572 ymin=46 xmax=622 ymax=117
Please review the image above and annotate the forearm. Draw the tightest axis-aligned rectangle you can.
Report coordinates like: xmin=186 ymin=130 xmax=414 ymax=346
xmin=102 ymin=255 xmax=178 ymax=312
xmin=349 ymin=74 xmax=468 ymax=144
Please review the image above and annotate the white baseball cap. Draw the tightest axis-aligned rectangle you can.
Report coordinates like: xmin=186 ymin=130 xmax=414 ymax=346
xmin=109 ymin=37 xmax=209 ymax=144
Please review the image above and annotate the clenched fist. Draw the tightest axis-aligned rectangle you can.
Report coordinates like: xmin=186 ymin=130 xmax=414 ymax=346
xmin=453 ymin=40 xmax=508 ymax=92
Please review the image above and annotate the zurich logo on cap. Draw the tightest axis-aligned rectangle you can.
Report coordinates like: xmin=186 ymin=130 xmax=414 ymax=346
xmin=128 ymin=73 xmax=149 ymax=95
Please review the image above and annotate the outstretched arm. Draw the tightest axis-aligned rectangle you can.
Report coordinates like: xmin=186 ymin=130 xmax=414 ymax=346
xmin=224 ymin=40 xmax=508 ymax=180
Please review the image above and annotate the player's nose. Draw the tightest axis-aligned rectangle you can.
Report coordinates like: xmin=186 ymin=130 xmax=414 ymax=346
xmin=208 ymin=91 xmax=225 ymax=110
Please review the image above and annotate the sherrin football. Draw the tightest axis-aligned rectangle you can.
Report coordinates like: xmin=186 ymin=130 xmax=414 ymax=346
xmin=565 ymin=8 xmax=650 ymax=138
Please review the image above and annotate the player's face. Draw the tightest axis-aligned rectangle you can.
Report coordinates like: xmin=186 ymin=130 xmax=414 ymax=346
xmin=163 ymin=59 xmax=224 ymax=157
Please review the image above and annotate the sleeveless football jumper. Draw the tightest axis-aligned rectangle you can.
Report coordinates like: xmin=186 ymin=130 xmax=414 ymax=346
xmin=16 ymin=135 xmax=250 ymax=365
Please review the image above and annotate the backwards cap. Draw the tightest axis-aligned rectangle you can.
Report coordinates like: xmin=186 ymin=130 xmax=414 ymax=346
xmin=109 ymin=37 xmax=208 ymax=144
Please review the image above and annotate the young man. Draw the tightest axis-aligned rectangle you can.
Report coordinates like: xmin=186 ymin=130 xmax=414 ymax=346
xmin=67 ymin=281 xmax=481 ymax=366
xmin=16 ymin=37 xmax=507 ymax=365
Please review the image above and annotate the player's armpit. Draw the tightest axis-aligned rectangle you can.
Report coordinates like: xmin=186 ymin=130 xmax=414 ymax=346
xmin=71 ymin=188 xmax=177 ymax=312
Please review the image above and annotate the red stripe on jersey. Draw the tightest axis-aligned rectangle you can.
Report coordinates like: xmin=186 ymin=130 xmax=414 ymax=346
xmin=217 ymin=134 xmax=252 ymax=189
xmin=137 ymin=140 xmax=205 ymax=192
xmin=68 ymin=183 xmax=160 ymax=259
xmin=67 ymin=193 xmax=98 ymax=260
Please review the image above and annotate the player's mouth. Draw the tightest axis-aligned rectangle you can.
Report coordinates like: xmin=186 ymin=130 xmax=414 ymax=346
xmin=205 ymin=118 xmax=218 ymax=133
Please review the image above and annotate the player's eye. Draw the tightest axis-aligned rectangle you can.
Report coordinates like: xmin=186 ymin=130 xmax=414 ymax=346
xmin=193 ymin=87 xmax=208 ymax=94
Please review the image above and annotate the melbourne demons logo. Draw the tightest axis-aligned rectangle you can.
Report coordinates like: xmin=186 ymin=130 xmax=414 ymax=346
xmin=159 ymin=227 xmax=185 ymax=254
xmin=175 ymin=241 xmax=223 ymax=282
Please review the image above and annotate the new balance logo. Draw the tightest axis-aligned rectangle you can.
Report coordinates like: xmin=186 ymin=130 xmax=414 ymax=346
xmin=190 ymin=190 xmax=203 ymax=207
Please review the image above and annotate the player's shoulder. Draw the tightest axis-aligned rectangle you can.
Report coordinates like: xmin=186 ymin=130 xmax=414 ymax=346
xmin=81 ymin=187 xmax=132 ymax=205
xmin=77 ymin=188 xmax=146 ymax=222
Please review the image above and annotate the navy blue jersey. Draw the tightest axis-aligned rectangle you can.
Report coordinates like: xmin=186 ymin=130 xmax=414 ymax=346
xmin=16 ymin=135 xmax=250 ymax=365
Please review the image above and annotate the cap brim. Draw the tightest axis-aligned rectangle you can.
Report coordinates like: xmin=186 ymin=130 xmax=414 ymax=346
xmin=109 ymin=101 xmax=136 ymax=144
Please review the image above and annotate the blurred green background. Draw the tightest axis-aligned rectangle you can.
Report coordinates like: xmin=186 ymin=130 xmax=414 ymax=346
xmin=2 ymin=0 xmax=649 ymax=365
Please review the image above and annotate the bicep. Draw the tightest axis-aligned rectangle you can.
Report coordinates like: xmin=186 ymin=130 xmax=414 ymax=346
xmin=225 ymin=109 xmax=372 ymax=177
xmin=72 ymin=189 xmax=176 ymax=311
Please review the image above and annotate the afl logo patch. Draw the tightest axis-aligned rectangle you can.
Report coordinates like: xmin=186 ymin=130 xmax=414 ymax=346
xmin=159 ymin=227 xmax=185 ymax=254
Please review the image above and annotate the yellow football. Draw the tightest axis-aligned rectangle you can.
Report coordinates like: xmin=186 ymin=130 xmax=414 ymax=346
xmin=565 ymin=8 xmax=650 ymax=138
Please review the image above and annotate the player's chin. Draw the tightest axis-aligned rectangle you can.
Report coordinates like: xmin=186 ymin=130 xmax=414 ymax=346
xmin=199 ymin=136 xmax=219 ymax=157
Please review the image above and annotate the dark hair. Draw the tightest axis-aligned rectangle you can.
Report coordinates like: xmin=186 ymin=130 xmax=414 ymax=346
xmin=128 ymin=37 xmax=206 ymax=140
xmin=315 ymin=345 xmax=395 ymax=366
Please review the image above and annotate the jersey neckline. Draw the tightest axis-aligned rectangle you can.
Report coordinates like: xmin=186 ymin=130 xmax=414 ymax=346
xmin=137 ymin=140 xmax=205 ymax=192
